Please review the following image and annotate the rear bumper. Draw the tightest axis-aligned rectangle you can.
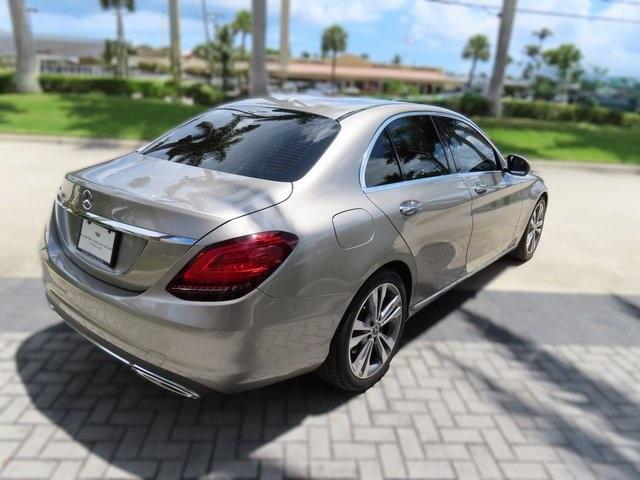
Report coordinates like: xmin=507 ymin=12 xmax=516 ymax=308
xmin=41 ymin=224 xmax=350 ymax=395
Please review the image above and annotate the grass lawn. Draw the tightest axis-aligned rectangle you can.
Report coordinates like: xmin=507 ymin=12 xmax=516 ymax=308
xmin=0 ymin=93 xmax=206 ymax=140
xmin=476 ymin=117 xmax=639 ymax=165
xmin=0 ymin=93 xmax=638 ymax=164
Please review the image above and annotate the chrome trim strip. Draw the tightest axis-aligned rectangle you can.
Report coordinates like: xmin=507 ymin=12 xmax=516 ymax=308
xmin=408 ymin=245 xmax=517 ymax=315
xmin=56 ymin=199 xmax=196 ymax=246
xmin=55 ymin=304 xmax=201 ymax=399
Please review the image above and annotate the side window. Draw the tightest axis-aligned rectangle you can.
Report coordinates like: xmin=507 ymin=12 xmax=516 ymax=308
xmin=437 ymin=117 xmax=499 ymax=173
xmin=364 ymin=130 xmax=403 ymax=187
xmin=386 ymin=116 xmax=449 ymax=180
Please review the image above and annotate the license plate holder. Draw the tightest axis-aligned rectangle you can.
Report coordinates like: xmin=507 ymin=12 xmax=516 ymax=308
xmin=77 ymin=219 xmax=118 ymax=266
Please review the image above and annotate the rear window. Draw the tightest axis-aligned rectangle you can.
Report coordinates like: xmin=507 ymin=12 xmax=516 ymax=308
xmin=142 ymin=107 xmax=340 ymax=182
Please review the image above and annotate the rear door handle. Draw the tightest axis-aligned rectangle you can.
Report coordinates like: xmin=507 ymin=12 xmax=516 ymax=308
xmin=399 ymin=200 xmax=424 ymax=216
xmin=474 ymin=183 xmax=488 ymax=194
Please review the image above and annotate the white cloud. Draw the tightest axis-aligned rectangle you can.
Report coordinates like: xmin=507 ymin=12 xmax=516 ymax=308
xmin=406 ymin=0 xmax=640 ymax=76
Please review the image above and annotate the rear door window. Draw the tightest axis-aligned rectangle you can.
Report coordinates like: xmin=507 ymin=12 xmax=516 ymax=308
xmin=142 ymin=107 xmax=340 ymax=182
xmin=386 ymin=116 xmax=450 ymax=180
xmin=364 ymin=130 xmax=403 ymax=187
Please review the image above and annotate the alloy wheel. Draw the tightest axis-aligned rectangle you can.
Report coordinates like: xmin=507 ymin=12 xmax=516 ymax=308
xmin=526 ymin=202 xmax=545 ymax=254
xmin=348 ymin=283 xmax=403 ymax=379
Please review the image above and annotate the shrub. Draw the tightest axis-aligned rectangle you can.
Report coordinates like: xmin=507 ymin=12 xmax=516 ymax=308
xmin=502 ymin=99 xmax=626 ymax=126
xmin=0 ymin=70 xmax=15 ymax=93
xmin=182 ymin=83 xmax=225 ymax=106
xmin=458 ymin=93 xmax=490 ymax=116
xmin=36 ymin=74 xmax=225 ymax=106
xmin=622 ymin=112 xmax=640 ymax=129
xmin=39 ymin=75 xmax=135 ymax=95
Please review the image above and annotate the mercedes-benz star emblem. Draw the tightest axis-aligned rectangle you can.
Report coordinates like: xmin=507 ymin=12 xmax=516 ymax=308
xmin=81 ymin=190 xmax=93 ymax=211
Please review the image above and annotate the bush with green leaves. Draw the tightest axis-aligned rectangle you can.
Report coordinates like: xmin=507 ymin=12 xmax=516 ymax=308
xmin=502 ymin=99 xmax=627 ymax=126
xmin=0 ymin=70 xmax=15 ymax=93
xmin=33 ymin=74 xmax=225 ymax=106
xmin=182 ymin=83 xmax=225 ymax=106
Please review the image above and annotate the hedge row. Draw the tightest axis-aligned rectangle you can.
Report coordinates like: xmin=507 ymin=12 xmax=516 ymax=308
xmin=0 ymin=72 xmax=225 ymax=106
xmin=408 ymin=93 xmax=640 ymax=128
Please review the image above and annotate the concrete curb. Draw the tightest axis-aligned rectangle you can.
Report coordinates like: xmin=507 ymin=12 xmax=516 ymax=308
xmin=531 ymin=159 xmax=640 ymax=174
xmin=0 ymin=133 xmax=142 ymax=150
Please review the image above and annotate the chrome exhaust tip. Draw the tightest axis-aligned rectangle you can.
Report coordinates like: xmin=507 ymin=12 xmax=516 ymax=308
xmin=131 ymin=364 xmax=201 ymax=399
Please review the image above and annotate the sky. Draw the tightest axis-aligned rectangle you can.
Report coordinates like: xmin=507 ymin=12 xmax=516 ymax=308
xmin=1 ymin=0 xmax=638 ymax=78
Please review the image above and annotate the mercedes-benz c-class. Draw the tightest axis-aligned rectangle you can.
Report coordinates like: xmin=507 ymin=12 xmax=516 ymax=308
xmin=42 ymin=96 xmax=547 ymax=397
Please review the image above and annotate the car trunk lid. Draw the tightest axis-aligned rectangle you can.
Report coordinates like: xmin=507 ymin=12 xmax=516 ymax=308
xmin=54 ymin=152 xmax=292 ymax=291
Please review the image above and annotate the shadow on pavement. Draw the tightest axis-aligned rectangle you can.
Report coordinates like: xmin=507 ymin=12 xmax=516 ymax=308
xmin=13 ymin=258 xmax=640 ymax=478
xmin=12 ymin=259 xmax=511 ymax=478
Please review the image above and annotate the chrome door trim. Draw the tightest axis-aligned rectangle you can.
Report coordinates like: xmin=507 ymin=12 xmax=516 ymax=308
xmin=56 ymin=199 xmax=196 ymax=246
xmin=408 ymin=244 xmax=517 ymax=316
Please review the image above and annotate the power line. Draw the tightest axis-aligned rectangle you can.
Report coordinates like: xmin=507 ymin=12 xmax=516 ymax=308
xmin=598 ymin=0 xmax=640 ymax=6
xmin=424 ymin=0 xmax=640 ymax=24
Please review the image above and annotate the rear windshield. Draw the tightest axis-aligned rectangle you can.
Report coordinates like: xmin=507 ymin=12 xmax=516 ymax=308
xmin=142 ymin=106 xmax=340 ymax=182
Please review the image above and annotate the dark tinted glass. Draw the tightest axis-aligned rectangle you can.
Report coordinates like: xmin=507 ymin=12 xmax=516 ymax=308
xmin=142 ymin=107 xmax=340 ymax=182
xmin=364 ymin=130 xmax=402 ymax=187
xmin=437 ymin=118 xmax=498 ymax=173
xmin=386 ymin=116 xmax=449 ymax=180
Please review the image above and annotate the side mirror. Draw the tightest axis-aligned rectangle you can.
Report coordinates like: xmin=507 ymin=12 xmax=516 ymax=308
xmin=506 ymin=154 xmax=531 ymax=176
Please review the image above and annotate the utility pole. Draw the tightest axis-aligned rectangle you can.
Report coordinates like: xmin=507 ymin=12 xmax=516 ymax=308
xmin=488 ymin=0 xmax=517 ymax=117
xmin=250 ymin=0 xmax=268 ymax=95
xmin=8 ymin=0 xmax=41 ymax=93
xmin=279 ymin=0 xmax=290 ymax=74
xmin=169 ymin=0 xmax=182 ymax=95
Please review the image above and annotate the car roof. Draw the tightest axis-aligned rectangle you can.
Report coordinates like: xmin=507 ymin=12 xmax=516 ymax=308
xmin=224 ymin=95 xmax=459 ymax=121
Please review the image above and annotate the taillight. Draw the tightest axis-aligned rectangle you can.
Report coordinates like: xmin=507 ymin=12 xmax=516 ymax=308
xmin=166 ymin=231 xmax=298 ymax=301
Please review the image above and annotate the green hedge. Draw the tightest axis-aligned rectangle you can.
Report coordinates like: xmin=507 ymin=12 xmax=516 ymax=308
xmin=182 ymin=83 xmax=225 ymax=106
xmin=36 ymin=74 xmax=225 ymax=106
xmin=501 ymin=99 xmax=630 ymax=126
xmin=408 ymin=93 xmax=640 ymax=128
xmin=408 ymin=93 xmax=490 ymax=117
xmin=38 ymin=74 xmax=175 ymax=98
xmin=0 ymin=70 xmax=15 ymax=93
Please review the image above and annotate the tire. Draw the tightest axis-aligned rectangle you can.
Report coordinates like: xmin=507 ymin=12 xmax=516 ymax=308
xmin=511 ymin=197 xmax=546 ymax=262
xmin=316 ymin=270 xmax=407 ymax=392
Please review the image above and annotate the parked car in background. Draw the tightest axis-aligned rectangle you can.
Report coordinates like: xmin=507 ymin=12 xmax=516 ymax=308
xmin=41 ymin=96 xmax=547 ymax=397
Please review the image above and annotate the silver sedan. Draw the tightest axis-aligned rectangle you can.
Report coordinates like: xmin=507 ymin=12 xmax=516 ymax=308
xmin=41 ymin=96 xmax=547 ymax=397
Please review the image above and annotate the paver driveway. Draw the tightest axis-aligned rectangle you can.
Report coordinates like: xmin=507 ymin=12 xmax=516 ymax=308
xmin=0 ymin=135 xmax=639 ymax=479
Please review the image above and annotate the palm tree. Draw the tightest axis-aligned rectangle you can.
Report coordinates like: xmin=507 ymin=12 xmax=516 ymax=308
xmin=250 ymin=0 xmax=268 ymax=95
xmin=533 ymin=27 xmax=553 ymax=49
xmin=7 ymin=0 xmax=40 ymax=93
xmin=99 ymin=0 xmax=135 ymax=78
xmin=232 ymin=10 xmax=251 ymax=57
xmin=212 ymin=24 xmax=235 ymax=92
xmin=321 ymin=25 xmax=347 ymax=87
xmin=488 ymin=0 xmax=517 ymax=116
xmin=462 ymin=34 xmax=490 ymax=90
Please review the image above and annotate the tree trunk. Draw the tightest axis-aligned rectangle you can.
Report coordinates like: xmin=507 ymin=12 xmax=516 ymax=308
xmin=169 ymin=0 xmax=182 ymax=95
xmin=488 ymin=0 xmax=517 ymax=117
xmin=331 ymin=51 xmax=337 ymax=88
xmin=466 ymin=57 xmax=477 ymax=91
xmin=115 ymin=5 xmax=127 ymax=78
xmin=250 ymin=0 xmax=268 ymax=95
xmin=279 ymin=0 xmax=290 ymax=73
xmin=8 ymin=0 xmax=41 ymax=93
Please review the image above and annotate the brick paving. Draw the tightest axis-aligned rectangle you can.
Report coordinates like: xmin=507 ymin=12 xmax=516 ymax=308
xmin=1 ymin=299 xmax=639 ymax=479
